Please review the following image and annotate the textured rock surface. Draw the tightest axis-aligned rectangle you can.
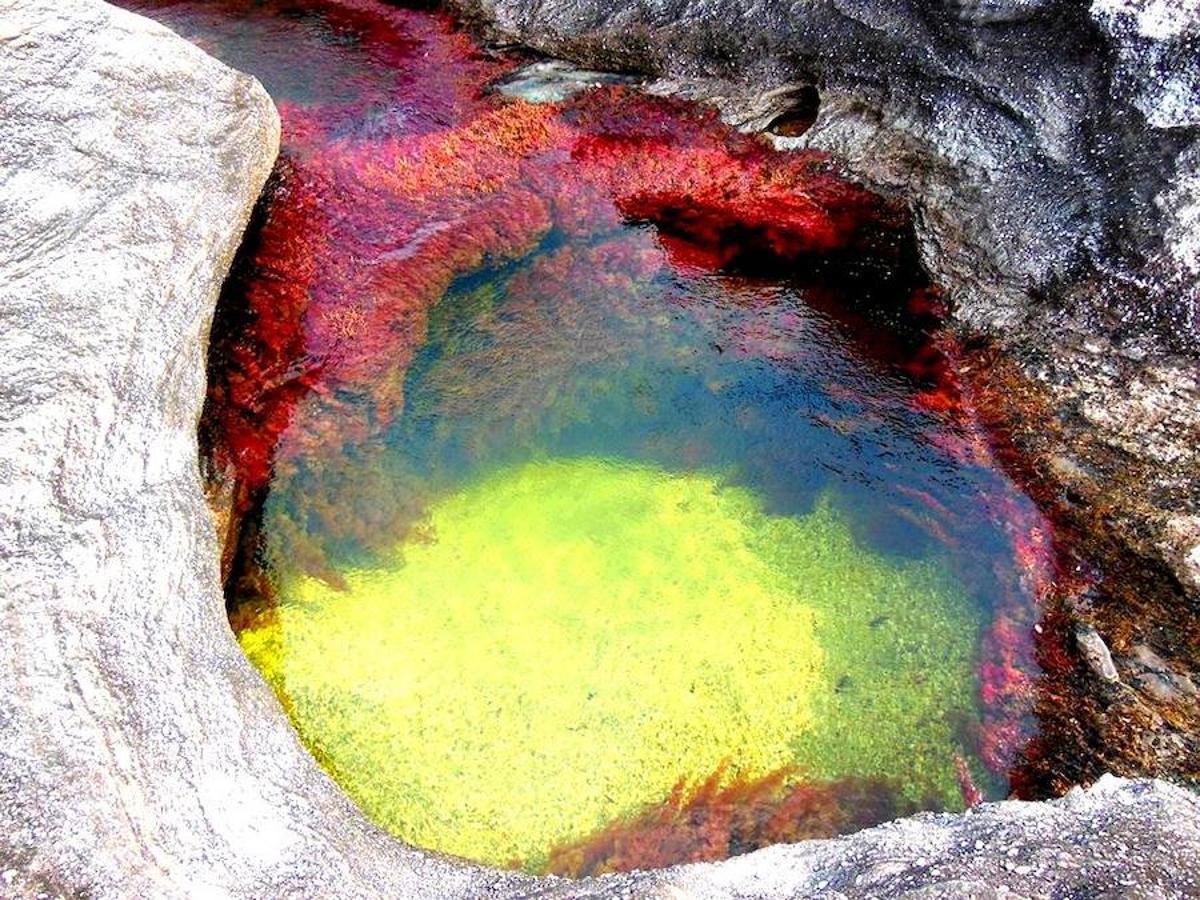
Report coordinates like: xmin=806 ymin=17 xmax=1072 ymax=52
xmin=0 ymin=1 xmax=516 ymax=897
xmin=3 ymin=1 xmax=1199 ymax=897
xmin=529 ymin=776 xmax=1200 ymax=899
xmin=447 ymin=0 xmax=1200 ymax=605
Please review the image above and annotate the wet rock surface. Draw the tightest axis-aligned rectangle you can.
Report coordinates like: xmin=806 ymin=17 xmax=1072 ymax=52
xmin=446 ymin=0 xmax=1199 ymax=319
xmin=3 ymin=0 xmax=1199 ymax=897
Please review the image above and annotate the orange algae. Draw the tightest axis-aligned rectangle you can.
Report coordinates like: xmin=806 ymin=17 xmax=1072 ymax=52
xmin=545 ymin=763 xmax=918 ymax=877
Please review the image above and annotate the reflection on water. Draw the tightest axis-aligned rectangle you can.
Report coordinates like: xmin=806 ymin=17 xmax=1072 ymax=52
xmin=125 ymin=0 xmax=1051 ymax=874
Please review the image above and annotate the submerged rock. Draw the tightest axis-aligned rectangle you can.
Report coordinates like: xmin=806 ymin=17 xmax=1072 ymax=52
xmin=492 ymin=59 xmax=641 ymax=102
xmin=238 ymin=461 xmax=983 ymax=869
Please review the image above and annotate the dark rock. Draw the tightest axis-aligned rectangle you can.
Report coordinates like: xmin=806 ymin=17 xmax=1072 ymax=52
xmin=447 ymin=0 xmax=1200 ymax=604
xmin=449 ymin=0 xmax=1198 ymax=338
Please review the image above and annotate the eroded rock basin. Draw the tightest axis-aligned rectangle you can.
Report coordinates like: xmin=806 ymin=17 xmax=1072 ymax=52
xmin=125 ymin=0 xmax=1072 ymax=876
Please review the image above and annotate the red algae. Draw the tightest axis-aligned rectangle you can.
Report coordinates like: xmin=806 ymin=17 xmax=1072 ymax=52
xmin=901 ymin=336 xmax=1059 ymax=774
xmin=545 ymin=763 xmax=917 ymax=877
xmin=184 ymin=0 xmax=903 ymax=586
xmin=954 ymin=753 xmax=984 ymax=809
xmin=128 ymin=0 xmax=1071 ymax=867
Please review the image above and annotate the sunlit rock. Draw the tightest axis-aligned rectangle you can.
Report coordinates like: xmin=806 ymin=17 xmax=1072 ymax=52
xmin=3 ymin=0 xmax=1200 ymax=897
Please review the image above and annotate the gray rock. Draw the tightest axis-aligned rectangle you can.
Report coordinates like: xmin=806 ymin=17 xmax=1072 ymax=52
xmin=1091 ymin=0 xmax=1200 ymax=130
xmin=1076 ymin=625 xmax=1121 ymax=683
xmin=0 ymin=1 xmax=517 ymax=897
xmin=527 ymin=776 xmax=1200 ymax=899
xmin=451 ymin=0 xmax=1198 ymax=341
xmin=493 ymin=60 xmax=642 ymax=103
xmin=3 ymin=1 xmax=1200 ymax=898
xmin=1162 ymin=515 xmax=1200 ymax=598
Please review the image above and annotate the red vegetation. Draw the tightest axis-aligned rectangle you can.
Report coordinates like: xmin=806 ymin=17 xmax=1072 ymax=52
xmin=954 ymin=753 xmax=984 ymax=809
xmin=207 ymin=163 xmax=330 ymax=499
xmin=183 ymin=0 xmax=1059 ymax=818
xmin=545 ymin=763 xmax=916 ymax=877
xmin=898 ymin=331 xmax=1094 ymax=775
xmin=195 ymin=0 xmax=905 ymax=578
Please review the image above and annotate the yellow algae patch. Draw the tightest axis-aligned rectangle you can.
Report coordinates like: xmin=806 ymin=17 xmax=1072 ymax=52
xmin=238 ymin=457 xmax=979 ymax=869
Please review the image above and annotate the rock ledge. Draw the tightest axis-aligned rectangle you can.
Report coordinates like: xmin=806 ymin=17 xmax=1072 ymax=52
xmin=1 ymin=2 xmax=1197 ymax=898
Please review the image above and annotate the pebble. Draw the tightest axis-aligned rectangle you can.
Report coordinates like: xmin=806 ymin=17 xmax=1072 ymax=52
xmin=1076 ymin=624 xmax=1120 ymax=682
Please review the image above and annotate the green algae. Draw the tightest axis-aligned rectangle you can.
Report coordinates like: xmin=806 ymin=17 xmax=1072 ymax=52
xmin=238 ymin=457 xmax=982 ymax=869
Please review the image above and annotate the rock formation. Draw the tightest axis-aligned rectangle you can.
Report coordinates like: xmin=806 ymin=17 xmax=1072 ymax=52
xmin=449 ymin=0 xmax=1198 ymax=329
xmin=1 ymin=0 xmax=1198 ymax=897
xmin=530 ymin=776 xmax=1200 ymax=899
xmin=0 ymin=1 xmax=511 ymax=896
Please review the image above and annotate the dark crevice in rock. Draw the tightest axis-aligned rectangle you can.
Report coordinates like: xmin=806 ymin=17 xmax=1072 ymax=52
xmin=200 ymin=167 xmax=288 ymax=585
xmin=763 ymin=84 xmax=820 ymax=137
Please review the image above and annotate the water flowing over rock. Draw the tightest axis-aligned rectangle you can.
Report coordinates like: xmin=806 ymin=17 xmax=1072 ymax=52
xmin=2 ymin=0 xmax=1199 ymax=897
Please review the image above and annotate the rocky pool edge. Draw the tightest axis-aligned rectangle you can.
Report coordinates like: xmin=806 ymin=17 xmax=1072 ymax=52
xmin=0 ymin=1 xmax=1197 ymax=898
